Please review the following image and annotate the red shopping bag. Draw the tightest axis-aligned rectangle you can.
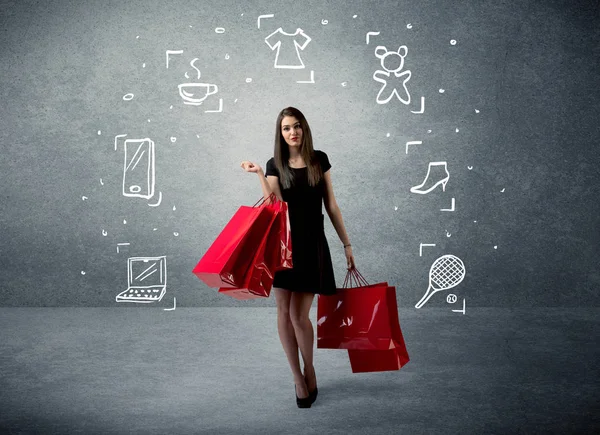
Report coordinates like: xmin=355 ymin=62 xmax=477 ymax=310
xmin=347 ymin=269 xmax=409 ymax=373
xmin=347 ymin=338 xmax=410 ymax=373
xmin=272 ymin=202 xmax=292 ymax=272
xmin=192 ymin=194 xmax=276 ymax=288
xmin=317 ymin=268 xmax=409 ymax=353
xmin=218 ymin=200 xmax=281 ymax=299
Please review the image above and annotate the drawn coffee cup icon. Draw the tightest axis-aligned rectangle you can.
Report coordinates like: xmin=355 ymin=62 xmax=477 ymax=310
xmin=178 ymin=83 xmax=218 ymax=105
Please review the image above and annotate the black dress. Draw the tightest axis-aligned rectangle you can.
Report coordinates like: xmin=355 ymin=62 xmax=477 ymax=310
xmin=265 ymin=150 xmax=337 ymax=295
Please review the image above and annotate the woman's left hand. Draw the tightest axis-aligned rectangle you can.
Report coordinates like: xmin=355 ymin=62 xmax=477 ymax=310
xmin=344 ymin=246 xmax=356 ymax=270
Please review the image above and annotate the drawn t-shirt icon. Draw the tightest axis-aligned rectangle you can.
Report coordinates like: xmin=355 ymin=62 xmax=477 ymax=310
xmin=265 ymin=28 xmax=311 ymax=69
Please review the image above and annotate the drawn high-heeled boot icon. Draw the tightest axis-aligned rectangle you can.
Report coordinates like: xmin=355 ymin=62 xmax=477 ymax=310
xmin=410 ymin=161 xmax=449 ymax=194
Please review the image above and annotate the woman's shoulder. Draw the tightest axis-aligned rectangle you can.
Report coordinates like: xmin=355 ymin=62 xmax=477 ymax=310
xmin=313 ymin=150 xmax=331 ymax=171
xmin=265 ymin=157 xmax=278 ymax=176
xmin=313 ymin=149 xmax=329 ymax=161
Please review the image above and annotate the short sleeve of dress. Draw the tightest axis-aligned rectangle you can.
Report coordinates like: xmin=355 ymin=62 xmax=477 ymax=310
xmin=317 ymin=150 xmax=331 ymax=173
xmin=265 ymin=157 xmax=279 ymax=177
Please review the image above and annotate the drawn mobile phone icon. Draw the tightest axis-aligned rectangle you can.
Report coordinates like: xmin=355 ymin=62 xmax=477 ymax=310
xmin=114 ymin=135 xmax=155 ymax=199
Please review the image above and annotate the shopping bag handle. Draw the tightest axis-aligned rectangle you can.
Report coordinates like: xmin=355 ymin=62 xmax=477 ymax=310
xmin=252 ymin=192 xmax=278 ymax=208
xmin=342 ymin=267 xmax=370 ymax=288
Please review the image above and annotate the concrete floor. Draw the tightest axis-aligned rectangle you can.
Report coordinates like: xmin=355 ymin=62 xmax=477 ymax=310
xmin=0 ymin=307 xmax=598 ymax=434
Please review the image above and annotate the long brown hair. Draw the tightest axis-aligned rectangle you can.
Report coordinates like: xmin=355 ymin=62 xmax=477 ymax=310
xmin=273 ymin=107 xmax=323 ymax=190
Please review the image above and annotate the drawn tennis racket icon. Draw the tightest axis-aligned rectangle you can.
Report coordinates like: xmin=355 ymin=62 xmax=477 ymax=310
xmin=415 ymin=254 xmax=465 ymax=309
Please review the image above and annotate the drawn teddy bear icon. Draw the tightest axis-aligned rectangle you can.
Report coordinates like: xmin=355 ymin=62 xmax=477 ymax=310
xmin=372 ymin=45 xmax=411 ymax=105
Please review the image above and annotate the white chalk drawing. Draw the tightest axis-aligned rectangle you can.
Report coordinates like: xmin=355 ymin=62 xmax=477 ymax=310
xmin=366 ymin=31 xmax=380 ymax=44
xmin=82 ymin=196 xmax=88 ymax=201
xmin=415 ymin=254 xmax=466 ymax=309
xmin=114 ymin=135 xmax=155 ymax=199
xmin=116 ymin=256 xmax=167 ymax=303
xmin=123 ymin=93 xmax=134 ymax=101
xmin=446 ymin=294 xmax=457 ymax=303
xmin=265 ymin=28 xmax=311 ymax=69
xmin=178 ymin=58 xmax=219 ymax=108
xmin=296 ymin=70 xmax=315 ymax=84
xmin=148 ymin=190 xmax=163 ymax=207
xmin=411 ymin=96 xmax=425 ymax=114
xmin=419 ymin=243 xmax=436 ymax=257
xmin=410 ymin=161 xmax=449 ymax=194
xmin=205 ymin=98 xmax=223 ymax=113
xmin=450 ymin=39 xmax=457 ymax=45
xmin=102 ymin=229 xmax=107 ymax=236
xmin=341 ymin=82 xmax=347 ymax=87
xmin=257 ymin=14 xmax=274 ymax=29
xmin=81 ymin=271 xmax=86 ymax=275
xmin=165 ymin=50 xmax=183 ymax=68
xmin=407 ymin=23 xmax=412 ymax=29
xmin=405 ymin=140 xmax=422 ymax=154
xmin=373 ymin=46 xmax=411 ymax=105
xmin=440 ymin=197 xmax=455 ymax=212
xmin=500 ymin=188 xmax=505 ymax=192
xmin=116 ymin=242 xmax=130 ymax=253
xmin=446 ymin=231 xmax=451 ymax=237
xmin=215 ymin=27 xmax=225 ymax=33
xmin=439 ymin=89 xmax=445 ymax=93
xmin=467 ymin=166 xmax=473 ymax=170
xmin=321 ymin=19 xmax=328 ymax=25
xmin=164 ymin=297 xmax=176 ymax=311
xmin=452 ymin=298 xmax=466 ymax=314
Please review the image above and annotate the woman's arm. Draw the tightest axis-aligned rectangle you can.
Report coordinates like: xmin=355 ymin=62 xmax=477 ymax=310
xmin=323 ymin=170 xmax=350 ymax=246
xmin=258 ymin=168 xmax=283 ymax=202
xmin=240 ymin=161 xmax=283 ymax=203
xmin=323 ymin=170 xmax=355 ymax=269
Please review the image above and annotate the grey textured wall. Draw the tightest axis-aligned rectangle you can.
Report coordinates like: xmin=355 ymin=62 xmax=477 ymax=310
xmin=1 ymin=0 xmax=598 ymax=307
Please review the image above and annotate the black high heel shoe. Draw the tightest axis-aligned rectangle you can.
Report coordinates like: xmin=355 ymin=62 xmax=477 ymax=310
xmin=305 ymin=371 xmax=318 ymax=404
xmin=295 ymin=385 xmax=312 ymax=408
xmin=308 ymin=386 xmax=318 ymax=404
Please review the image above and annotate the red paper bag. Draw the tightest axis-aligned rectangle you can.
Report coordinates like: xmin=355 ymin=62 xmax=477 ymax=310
xmin=272 ymin=203 xmax=293 ymax=272
xmin=317 ymin=269 xmax=409 ymax=352
xmin=347 ymin=338 xmax=410 ymax=373
xmin=192 ymin=195 xmax=275 ymax=288
xmin=218 ymin=201 xmax=280 ymax=299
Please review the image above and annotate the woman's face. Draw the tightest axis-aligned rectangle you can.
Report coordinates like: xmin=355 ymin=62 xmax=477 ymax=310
xmin=281 ymin=116 xmax=303 ymax=148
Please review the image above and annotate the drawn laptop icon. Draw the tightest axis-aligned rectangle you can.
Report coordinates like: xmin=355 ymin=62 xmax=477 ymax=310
xmin=116 ymin=256 xmax=167 ymax=303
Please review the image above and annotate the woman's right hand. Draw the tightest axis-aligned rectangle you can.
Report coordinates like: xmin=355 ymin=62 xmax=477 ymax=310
xmin=240 ymin=161 xmax=262 ymax=174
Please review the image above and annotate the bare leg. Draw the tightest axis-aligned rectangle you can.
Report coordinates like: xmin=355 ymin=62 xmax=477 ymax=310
xmin=290 ymin=292 xmax=317 ymax=391
xmin=274 ymin=288 xmax=309 ymax=399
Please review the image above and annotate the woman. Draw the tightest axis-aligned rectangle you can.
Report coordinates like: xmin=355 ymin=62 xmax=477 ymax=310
xmin=240 ymin=107 xmax=355 ymax=408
